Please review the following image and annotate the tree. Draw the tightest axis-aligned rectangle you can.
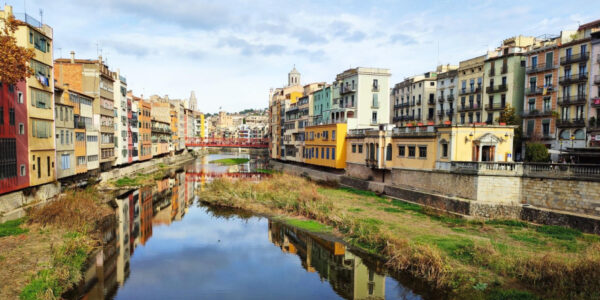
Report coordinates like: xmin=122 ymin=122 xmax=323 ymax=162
xmin=0 ymin=15 xmax=35 ymax=85
xmin=497 ymin=104 xmax=520 ymax=125
xmin=525 ymin=143 xmax=550 ymax=162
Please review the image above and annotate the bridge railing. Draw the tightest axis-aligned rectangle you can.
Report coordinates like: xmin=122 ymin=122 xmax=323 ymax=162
xmin=185 ymin=137 xmax=269 ymax=147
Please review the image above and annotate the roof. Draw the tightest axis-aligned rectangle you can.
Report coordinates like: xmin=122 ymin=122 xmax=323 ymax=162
xmin=579 ymin=19 xmax=600 ymax=31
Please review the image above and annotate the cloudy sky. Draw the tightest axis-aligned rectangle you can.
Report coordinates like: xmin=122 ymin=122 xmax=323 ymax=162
xmin=6 ymin=0 xmax=600 ymax=113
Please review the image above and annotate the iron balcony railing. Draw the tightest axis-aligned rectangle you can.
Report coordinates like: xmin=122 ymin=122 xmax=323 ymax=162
xmin=437 ymin=96 xmax=445 ymax=103
xmin=559 ymin=73 xmax=588 ymax=85
xmin=458 ymin=103 xmax=481 ymax=112
xmin=560 ymin=52 xmax=589 ymax=65
xmin=526 ymin=85 xmax=554 ymax=96
xmin=446 ymin=94 xmax=455 ymax=101
xmin=485 ymin=103 xmax=506 ymax=111
xmin=486 ymin=84 xmax=508 ymax=94
xmin=526 ymin=63 xmax=555 ymax=74
xmin=556 ymin=118 xmax=585 ymax=127
xmin=459 ymin=87 xmax=481 ymax=95
xmin=557 ymin=94 xmax=587 ymax=106
xmin=521 ymin=109 xmax=554 ymax=118
xmin=340 ymin=85 xmax=356 ymax=94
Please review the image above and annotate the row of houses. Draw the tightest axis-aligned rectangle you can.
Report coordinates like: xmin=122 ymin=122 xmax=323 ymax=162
xmin=268 ymin=18 xmax=600 ymax=174
xmin=0 ymin=6 xmax=205 ymax=195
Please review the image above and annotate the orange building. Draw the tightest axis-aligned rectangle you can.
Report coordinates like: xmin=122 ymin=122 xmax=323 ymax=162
xmin=136 ymin=98 xmax=152 ymax=161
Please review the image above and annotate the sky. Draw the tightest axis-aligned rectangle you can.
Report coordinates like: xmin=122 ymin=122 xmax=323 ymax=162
xmin=5 ymin=0 xmax=600 ymax=113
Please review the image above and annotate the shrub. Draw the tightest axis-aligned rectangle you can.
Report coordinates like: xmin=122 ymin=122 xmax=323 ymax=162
xmin=525 ymin=143 xmax=550 ymax=162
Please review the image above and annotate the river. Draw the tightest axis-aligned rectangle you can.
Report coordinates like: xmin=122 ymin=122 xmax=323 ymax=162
xmin=71 ymin=151 xmax=430 ymax=300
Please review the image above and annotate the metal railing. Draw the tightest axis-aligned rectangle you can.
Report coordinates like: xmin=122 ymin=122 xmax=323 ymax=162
xmin=486 ymin=84 xmax=508 ymax=93
xmin=521 ymin=109 xmax=554 ymax=118
xmin=559 ymin=73 xmax=588 ymax=85
xmin=560 ymin=52 xmax=589 ymax=65
xmin=557 ymin=94 xmax=587 ymax=106
xmin=435 ymin=161 xmax=600 ymax=178
xmin=526 ymin=63 xmax=555 ymax=74
xmin=485 ymin=103 xmax=506 ymax=111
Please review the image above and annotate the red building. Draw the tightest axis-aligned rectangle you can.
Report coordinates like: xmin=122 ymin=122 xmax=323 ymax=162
xmin=127 ymin=96 xmax=133 ymax=163
xmin=0 ymin=81 xmax=29 ymax=194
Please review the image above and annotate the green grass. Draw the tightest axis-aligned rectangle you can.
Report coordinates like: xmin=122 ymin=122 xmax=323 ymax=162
xmin=0 ymin=218 xmax=28 ymax=237
xmin=209 ymin=158 xmax=250 ymax=165
xmin=486 ymin=219 xmax=529 ymax=228
xmin=19 ymin=233 xmax=91 ymax=300
xmin=509 ymin=233 xmax=546 ymax=245
xmin=382 ymin=207 xmax=402 ymax=213
xmin=348 ymin=207 xmax=364 ymax=213
xmin=389 ymin=199 xmax=424 ymax=213
xmin=486 ymin=289 xmax=538 ymax=300
xmin=416 ymin=235 xmax=476 ymax=263
xmin=257 ymin=168 xmax=276 ymax=174
xmin=536 ymin=225 xmax=582 ymax=241
xmin=286 ymin=219 xmax=330 ymax=232
xmin=338 ymin=187 xmax=382 ymax=198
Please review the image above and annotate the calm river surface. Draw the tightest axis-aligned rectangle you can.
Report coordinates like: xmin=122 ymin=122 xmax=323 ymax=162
xmin=73 ymin=151 xmax=429 ymax=300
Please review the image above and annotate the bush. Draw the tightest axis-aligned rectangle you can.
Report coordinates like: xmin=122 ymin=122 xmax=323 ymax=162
xmin=525 ymin=143 xmax=550 ymax=162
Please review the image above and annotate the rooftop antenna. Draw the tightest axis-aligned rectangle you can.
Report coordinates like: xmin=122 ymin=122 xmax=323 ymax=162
xmin=39 ymin=8 xmax=42 ymax=25
xmin=437 ymin=40 xmax=440 ymax=66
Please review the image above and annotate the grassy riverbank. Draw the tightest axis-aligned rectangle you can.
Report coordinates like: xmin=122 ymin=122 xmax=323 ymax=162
xmin=0 ymin=188 xmax=112 ymax=299
xmin=209 ymin=158 xmax=250 ymax=165
xmin=199 ymin=174 xmax=600 ymax=299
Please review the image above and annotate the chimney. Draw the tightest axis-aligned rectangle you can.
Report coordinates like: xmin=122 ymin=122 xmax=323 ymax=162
xmin=70 ymin=51 xmax=75 ymax=63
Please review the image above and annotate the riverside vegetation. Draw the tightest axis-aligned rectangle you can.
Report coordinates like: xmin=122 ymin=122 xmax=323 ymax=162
xmin=0 ymin=188 xmax=112 ymax=300
xmin=199 ymin=173 xmax=600 ymax=300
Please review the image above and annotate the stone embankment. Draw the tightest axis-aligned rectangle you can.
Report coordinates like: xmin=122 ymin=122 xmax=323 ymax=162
xmin=0 ymin=150 xmax=198 ymax=223
xmin=270 ymin=160 xmax=600 ymax=234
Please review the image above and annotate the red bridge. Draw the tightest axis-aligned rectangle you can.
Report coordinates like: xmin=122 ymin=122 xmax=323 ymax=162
xmin=186 ymin=137 xmax=269 ymax=148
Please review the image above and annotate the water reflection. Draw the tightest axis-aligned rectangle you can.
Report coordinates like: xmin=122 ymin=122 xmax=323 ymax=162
xmin=268 ymin=220 xmax=386 ymax=299
xmin=70 ymin=153 xmax=424 ymax=300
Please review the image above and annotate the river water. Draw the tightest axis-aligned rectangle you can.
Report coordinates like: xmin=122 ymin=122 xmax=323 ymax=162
xmin=72 ymin=151 xmax=430 ymax=300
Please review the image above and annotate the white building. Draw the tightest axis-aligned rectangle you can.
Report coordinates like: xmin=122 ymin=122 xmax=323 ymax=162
xmin=113 ymin=70 xmax=128 ymax=166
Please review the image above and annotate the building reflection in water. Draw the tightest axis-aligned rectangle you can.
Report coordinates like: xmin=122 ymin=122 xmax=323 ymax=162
xmin=71 ymin=169 xmax=195 ymax=299
xmin=268 ymin=220 xmax=386 ymax=300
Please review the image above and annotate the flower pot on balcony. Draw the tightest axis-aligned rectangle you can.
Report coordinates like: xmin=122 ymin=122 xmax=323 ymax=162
xmin=499 ymin=122 xmax=506 ymax=126
xmin=417 ymin=122 xmax=423 ymax=126
xmin=406 ymin=123 xmax=413 ymax=127
xmin=444 ymin=121 xmax=451 ymax=125
xmin=427 ymin=122 xmax=434 ymax=125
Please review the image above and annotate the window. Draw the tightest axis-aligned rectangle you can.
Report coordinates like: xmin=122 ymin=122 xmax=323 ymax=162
xmin=358 ymin=145 xmax=363 ymax=153
xmin=20 ymin=164 xmax=26 ymax=176
xmin=419 ymin=146 xmax=427 ymax=158
xmin=326 ymin=148 xmax=329 ymax=159
xmin=0 ymin=106 xmax=3 ymax=124
xmin=31 ymin=30 xmax=49 ymax=53
xmin=87 ymin=155 xmax=98 ymax=162
xmin=332 ymin=148 xmax=335 ymax=160
xmin=442 ymin=144 xmax=448 ymax=158
xmin=32 ymin=120 xmax=51 ymax=138
xmin=372 ymin=93 xmax=379 ymax=108
xmin=386 ymin=144 xmax=392 ymax=161
xmin=352 ymin=144 xmax=356 ymax=153
xmin=321 ymin=147 xmax=324 ymax=159
xmin=19 ymin=123 xmax=24 ymax=134
xmin=87 ymin=135 xmax=98 ymax=142
xmin=371 ymin=111 xmax=377 ymax=124
xmin=332 ymin=130 xmax=336 ymax=141
xmin=0 ymin=138 xmax=17 ymax=180
xmin=61 ymin=154 xmax=70 ymax=170
xmin=17 ymin=92 xmax=23 ymax=104
xmin=31 ymin=88 xmax=51 ymax=109
xmin=9 ymin=108 xmax=15 ymax=125
xmin=77 ymin=156 xmax=86 ymax=166
xmin=408 ymin=146 xmax=416 ymax=157
xmin=542 ymin=120 xmax=550 ymax=136
xmin=398 ymin=145 xmax=405 ymax=156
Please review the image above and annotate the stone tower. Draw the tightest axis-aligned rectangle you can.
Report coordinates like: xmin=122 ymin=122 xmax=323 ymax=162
xmin=288 ymin=66 xmax=301 ymax=87
xmin=189 ymin=91 xmax=197 ymax=111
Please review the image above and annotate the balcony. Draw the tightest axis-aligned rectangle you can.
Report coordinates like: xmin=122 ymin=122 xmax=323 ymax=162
xmin=526 ymin=63 xmax=555 ymax=74
xmin=560 ymin=52 xmax=589 ymax=65
xmin=458 ymin=103 xmax=481 ymax=112
xmin=592 ymin=98 xmax=600 ymax=107
xmin=340 ymin=85 xmax=356 ymax=94
xmin=488 ymin=69 xmax=495 ymax=77
xmin=526 ymin=85 xmax=554 ymax=96
xmin=446 ymin=110 xmax=454 ymax=117
xmin=416 ymin=100 xmax=421 ymax=106
xmin=501 ymin=65 xmax=508 ymax=74
xmin=437 ymin=96 xmax=445 ymax=103
xmin=486 ymin=84 xmax=508 ymax=94
xmin=75 ymin=121 xmax=86 ymax=129
xmin=557 ymin=94 xmax=587 ymax=106
xmin=365 ymin=159 xmax=382 ymax=169
xmin=100 ymin=107 xmax=114 ymax=116
xmin=151 ymin=127 xmax=171 ymax=133
xmin=523 ymin=132 xmax=556 ymax=140
xmin=559 ymin=73 xmax=588 ymax=85
xmin=392 ymin=116 xmax=402 ymax=122
xmin=393 ymin=103 xmax=402 ymax=109
xmin=426 ymin=115 xmax=434 ymax=121
xmin=459 ymin=87 xmax=481 ymax=95
xmin=521 ymin=109 xmax=554 ymax=118
xmin=446 ymin=94 xmax=455 ymax=102
xmin=556 ymin=118 xmax=585 ymax=128
xmin=594 ymin=75 xmax=600 ymax=85
xmin=427 ymin=99 xmax=435 ymax=105
xmin=485 ymin=103 xmax=506 ymax=111
xmin=437 ymin=110 xmax=444 ymax=117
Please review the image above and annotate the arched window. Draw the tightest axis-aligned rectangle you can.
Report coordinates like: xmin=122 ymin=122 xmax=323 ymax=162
xmin=386 ymin=144 xmax=392 ymax=161
xmin=559 ymin=130 xmax=571 ymax=140
xmin=574 ymin=129 xmax=585 ymax=140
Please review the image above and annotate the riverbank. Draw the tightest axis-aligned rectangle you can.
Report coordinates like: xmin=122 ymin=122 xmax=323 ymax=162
xmin=0 ymin=188 xmax=113 ymax=299
xmin=198 ymin=174 xmax=600 ymax=299
xmin=0 ymin=151 xmax=199 ymax=299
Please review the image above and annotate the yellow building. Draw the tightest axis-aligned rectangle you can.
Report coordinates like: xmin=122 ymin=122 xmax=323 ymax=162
xmin=304 ymin=123 xmax=347 ymax=169
xmin=199 ymin=113 xmax=206 ymax=138
xmin=6 ymin=8 xmax=57 ymax=186
xmin=346 ymin=125 xmax=516 ymax=173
